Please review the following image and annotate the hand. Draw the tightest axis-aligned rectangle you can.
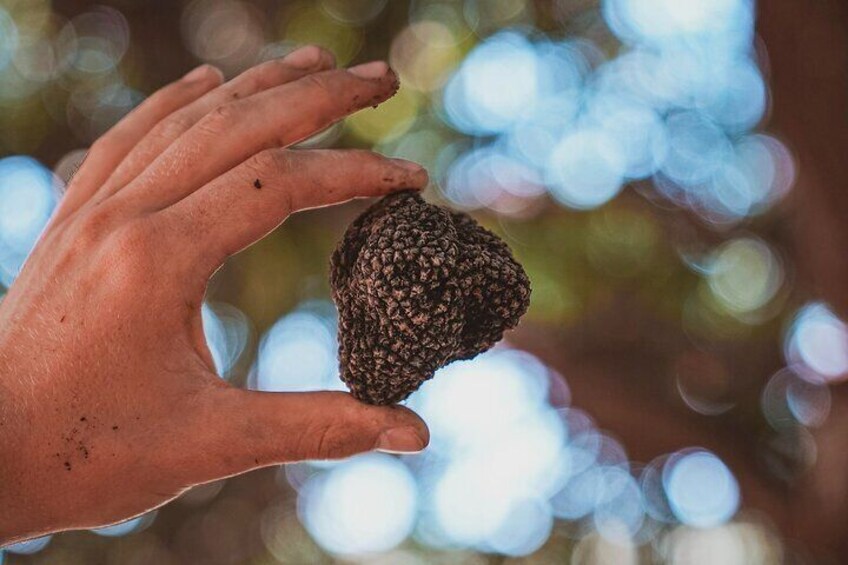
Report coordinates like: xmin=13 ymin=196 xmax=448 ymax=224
xmin=0 ymin=45 xmax=429 ymax=545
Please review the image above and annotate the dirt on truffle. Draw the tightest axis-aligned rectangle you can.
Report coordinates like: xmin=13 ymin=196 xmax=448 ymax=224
xmin=330 ymin=190 xmax=531 ymax=405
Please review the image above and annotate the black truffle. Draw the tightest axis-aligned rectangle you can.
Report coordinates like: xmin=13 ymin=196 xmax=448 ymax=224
xmin=330 ymin=190 xmax=531 ymax=405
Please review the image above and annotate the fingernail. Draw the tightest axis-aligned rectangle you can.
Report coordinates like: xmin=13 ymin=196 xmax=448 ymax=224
xmin=349 ymin=61 xmax=390 ymax=79
xmin=285 ymin=45 xmax=324 ymax=69
xmin=375 ymin=427 xmax=425 ymax=454
xmin=390 ymin=158 xmax=424 ymax=173
xmin=390 ymin=158 xmax=429 ymax=186
xmin=183 ymin=64 xmax=216 ymax=83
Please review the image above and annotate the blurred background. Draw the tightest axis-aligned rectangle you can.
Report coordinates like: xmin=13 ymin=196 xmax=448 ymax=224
xmin=1 ymin=0 xmax=847 ymax=563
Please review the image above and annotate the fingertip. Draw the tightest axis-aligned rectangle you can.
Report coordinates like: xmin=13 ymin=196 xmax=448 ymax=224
xmin=208 ymin=65 xmax=225 ymax=84
xmin=389 ymin=157 xmax=424 ymax=173
xmin=183 ymin=64 xmax=224 ymax=84
xmin=296 ymin=391 xmax=429 ymax=457
xmin=322 ymin=48 xmax=337 ymax=69
xmin=335 ymin=394 xmax=429 ymax=443
xmin=285 ymin=44 xmax=335 ymax=70
xmin=381 ymin=404 xmax=430 ymax=449
xmin=388 ymin=158 xmax=429 ymax=188
xmin=375 ymin=426 xmax=427 ymax=454
xmin=348 ymin=60 xmax=391 ymax=79
xmin=391 ymin=403 xmax=429 ymax=433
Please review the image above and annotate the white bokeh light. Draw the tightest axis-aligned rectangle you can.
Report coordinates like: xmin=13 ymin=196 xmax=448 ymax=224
xmin=786 ymin=303 xmax=848 ymax=383
xmin=201 ymin=301 xmax=250 ymax=377
xmin=484 ymin=497 xmax=554 ymax=556
xmin=253 ymin=301 xmax=344 ymax=392
xmin=299 ymin=453 xmax=418 ymax=556
xmin=444 ymin=31 xmax=540 ymax=135
xmin=603 ymin=0 xmax=752 ymax=47
xmin=409 ymin=349 xmax=551 ymax=451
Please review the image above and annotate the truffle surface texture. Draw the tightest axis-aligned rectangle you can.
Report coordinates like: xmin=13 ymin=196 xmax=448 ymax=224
xmin=330 ymin=190 xmax=531 ymax=405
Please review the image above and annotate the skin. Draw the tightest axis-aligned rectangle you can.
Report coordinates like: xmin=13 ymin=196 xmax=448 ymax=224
xmin=0 ymin=45 xmax=430 ymax=545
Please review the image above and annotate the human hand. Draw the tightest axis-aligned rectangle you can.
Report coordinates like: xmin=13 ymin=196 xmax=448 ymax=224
xmin=0 ymin=45 xmax=429 ymax=545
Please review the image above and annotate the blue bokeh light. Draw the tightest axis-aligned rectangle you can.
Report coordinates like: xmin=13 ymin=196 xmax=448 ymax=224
xmin=2 ymin=535 xmax=52 ymax=555
xmin=593 ymin=467 xmax=645 ymax=541
xmin=663 ymin=449 xmax=740 ymax=528
xmin=485 ymin=497 xmax=553 ymax=556
xmin=436 ymin=0 xmax=784 ymax=223
xmin=252 ymin=301 xmax=344 ymax=392
xmin=546 ymin=128 xmax=626 ymax=210
xmin=0 ymin=156 xmax=57 ymax=287
xmin=90 ymin=511 xmax=157 ymax=537
xmin=660 ymin=111 xmax=732 ymax=187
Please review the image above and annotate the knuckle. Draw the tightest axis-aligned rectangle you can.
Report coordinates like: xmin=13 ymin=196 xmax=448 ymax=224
xmin=308 ymin=422 xmax=350 ymax=460
xmin=146 ymin=85 xmax=179 ymax=110
xmin=300 ymin=72 xmax=335 ymax=102
xmin=198 ymin=102 xmax=241 ymax=136
xmin=87 ymin=136 xmax=107 ymax=157
xmin=110 ymin=222 xmax=155 ymax=257
xmin=238 ymin=70 xmax=270 ymax=94
xmin=248 ymin=149 xmax=289 ymax=177
xmin=150 ymin=113 xmax=193 ymax=144
xmin=87 ymin=135 xmax=121 ymax=162
xmin=288 ymin=45 xmax=325 ymax=68
xmin=248 ymin=46 xmax=331 ymax=90
xmin=360 ymin=149 xmax=389 ymax=167
xmin=244 ymin=59 xmax=289 ymax=90
xmin=73 ymin=205 xmax=118 ymax=248
xmin=99 ymin=221 xmax=158 ymax=284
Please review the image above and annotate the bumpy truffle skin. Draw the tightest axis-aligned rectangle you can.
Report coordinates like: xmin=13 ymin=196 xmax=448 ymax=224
xmin=330 ymin=191 xmax=531 ymax=405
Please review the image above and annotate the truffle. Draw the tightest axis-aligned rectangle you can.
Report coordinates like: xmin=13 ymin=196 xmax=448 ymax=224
xmin=330 ymin=190 xmax=531 ymax=405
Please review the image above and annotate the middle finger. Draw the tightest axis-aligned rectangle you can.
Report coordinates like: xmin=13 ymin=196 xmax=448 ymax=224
xmin=94 ymin=45 xmax=335 ymax=204
xmin=118 ymin=61 xmax=399 ymax=212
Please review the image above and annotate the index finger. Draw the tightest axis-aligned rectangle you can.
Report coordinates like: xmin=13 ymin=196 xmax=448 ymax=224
xmin=163 ymin=148 xmax=428 ymax=274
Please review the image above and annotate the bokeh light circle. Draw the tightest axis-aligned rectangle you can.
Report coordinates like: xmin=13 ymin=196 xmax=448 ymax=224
xmin=299 ymin=453 xmax=418 ymax=556
xmin=0 ymin=156 xmax=57 ymax=287
xmin=546 ymin=129 xmax=626 ymax=210
xmin=663 ymin=449 xmax=740 ymax=528
xmin=786 ymin=303 xmax=848 ymax=383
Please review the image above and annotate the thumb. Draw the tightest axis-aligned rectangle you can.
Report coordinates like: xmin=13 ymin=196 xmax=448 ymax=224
xmin=182 ymin=387 xmax=429 ymax=483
